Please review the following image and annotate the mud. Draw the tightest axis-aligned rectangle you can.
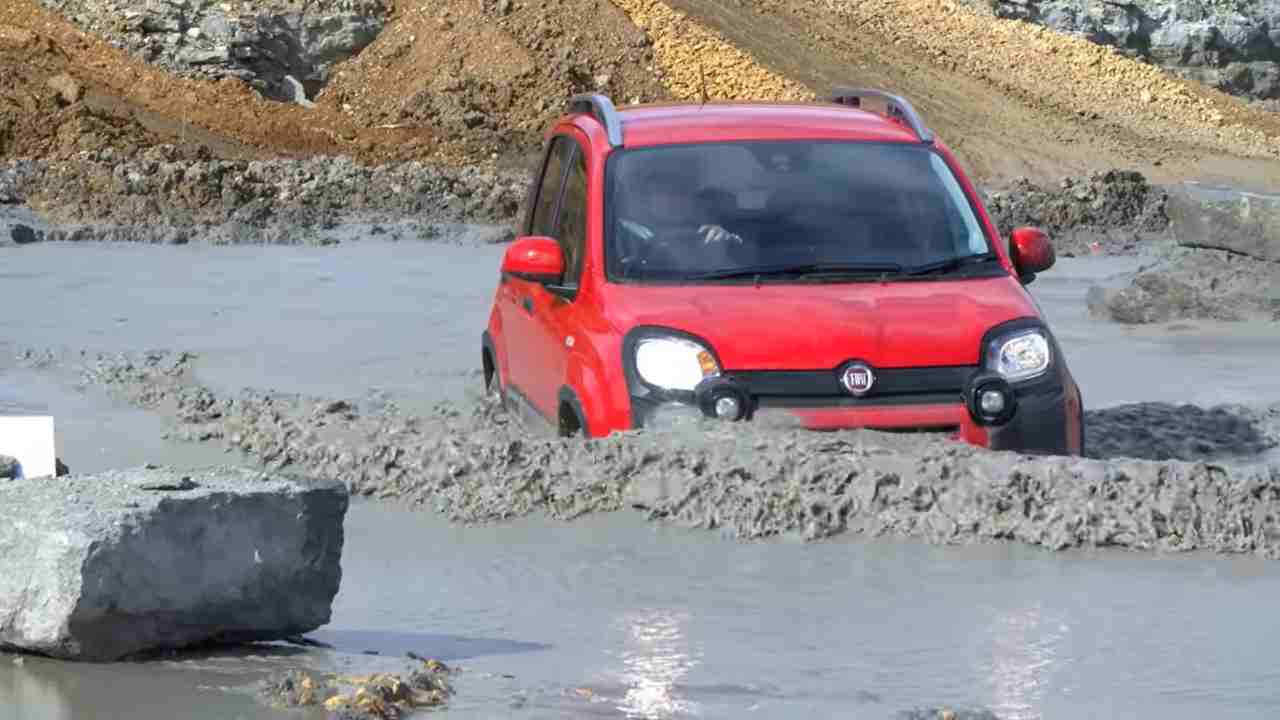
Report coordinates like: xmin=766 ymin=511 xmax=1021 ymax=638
xmin=1083 ymin=401 xmax=1280 ymax=462
xmin=981 ymin=169 xmax=1170 ymax=256
xmin=1087 ymin=246 xmax=1280 ymax=324
xmin=1 ymin=154 xmax=525 ymax=243
xmin=17 ymin=347 xmax=1280 ymax=557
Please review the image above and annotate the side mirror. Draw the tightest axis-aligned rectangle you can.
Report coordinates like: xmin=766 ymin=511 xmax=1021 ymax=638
xmin=1009 ymin=227 xmax=1055 ymax=282
xmin=501 ymin=235 xmax=564 ymax=284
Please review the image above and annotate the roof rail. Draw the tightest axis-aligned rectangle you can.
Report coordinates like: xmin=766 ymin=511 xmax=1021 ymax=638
xmin=567 ymin=93 xmax=624 ymax=147
xmin=827 ymin=87 xmax=934 ymax=144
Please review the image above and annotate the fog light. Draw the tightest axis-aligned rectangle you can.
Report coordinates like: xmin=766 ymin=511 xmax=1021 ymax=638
xmin=715 ymin=396 xmax=741 ymax=419
xmin=980 ymin=389 xmax=1005 ymax=415
xmin=694 ymin=375 xmax=753 ymax=422
xmin=965 ymin=373 xmax=1016 ymax=426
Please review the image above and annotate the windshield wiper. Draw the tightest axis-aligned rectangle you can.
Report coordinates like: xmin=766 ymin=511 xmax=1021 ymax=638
xmin=690 ymin=262 xmax=904 ymax=281
xmin=904 ymin=254 xmax=1001 ymax=276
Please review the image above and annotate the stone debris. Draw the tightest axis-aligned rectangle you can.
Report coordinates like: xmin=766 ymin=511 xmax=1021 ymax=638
xmin=260 ymin=658 xmax=454 ymax=718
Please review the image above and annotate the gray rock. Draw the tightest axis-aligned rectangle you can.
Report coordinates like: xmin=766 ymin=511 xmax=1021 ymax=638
xmin=35 ymin=0 xmax=388 ymax=102
xmin=282 ymin=75 xmax=316 ymax=108
xmin=8 ymin=224 xmax=39 ymax=245
xmin=0 ymin=466 xmax=347 ymax=661
xmin=971 ymin=0 xmax=1280 ymax=102
xmin=0 ymin=455 xmax=18 ymax=480
xmin=1167 ymin=185 xmax=1280 ymax=263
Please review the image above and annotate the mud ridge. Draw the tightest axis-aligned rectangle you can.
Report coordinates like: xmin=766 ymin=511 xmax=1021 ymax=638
xmin=1 ymin=152 xmax=526 ymax=244
xmin=19 ymin=348 xmax=1280 ymax=558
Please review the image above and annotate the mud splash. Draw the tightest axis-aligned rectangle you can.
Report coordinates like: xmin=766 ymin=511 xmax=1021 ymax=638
xmin=18 ymin=348 xmax=1280 ymax=558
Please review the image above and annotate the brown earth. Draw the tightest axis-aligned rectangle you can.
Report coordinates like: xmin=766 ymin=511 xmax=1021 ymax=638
xmin=314 ymin=0 xmax=673 ymax=169
xmin=4 ymin=0 xmax=1280 ymax=187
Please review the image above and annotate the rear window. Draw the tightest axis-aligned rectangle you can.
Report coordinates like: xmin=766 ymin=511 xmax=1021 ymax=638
xmin=604 ymin=141 xmax=993 ymax=282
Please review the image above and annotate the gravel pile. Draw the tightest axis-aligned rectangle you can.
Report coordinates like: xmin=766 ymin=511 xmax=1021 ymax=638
xmin=20 ymin=348 xmax=1280 ymax=557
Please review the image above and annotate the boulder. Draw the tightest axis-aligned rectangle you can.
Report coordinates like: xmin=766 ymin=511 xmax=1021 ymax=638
xmin=1167 ymin=185 xmax=1280 ymax=263
xmin=0 ymin=455 xmax=17 ymax=480
xmin=9 ymin=224 xmax=39 ymax=245
xmin=0 ymin=466 xmax=347 ymax=661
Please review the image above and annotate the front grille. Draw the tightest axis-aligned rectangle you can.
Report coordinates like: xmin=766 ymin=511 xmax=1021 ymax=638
xmin=732 ymin=365 xmax=975 ymax=406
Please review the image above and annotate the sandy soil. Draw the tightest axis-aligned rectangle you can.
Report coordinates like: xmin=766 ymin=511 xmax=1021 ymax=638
xmin=4 ymin=0 xmax=1280 ymax=185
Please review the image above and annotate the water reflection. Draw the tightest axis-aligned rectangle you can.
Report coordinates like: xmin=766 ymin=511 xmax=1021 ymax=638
xmin=985 ymin=603 xmax=1065 ymax=720
xmin=612 ymin=609 xmax=700 ymax=718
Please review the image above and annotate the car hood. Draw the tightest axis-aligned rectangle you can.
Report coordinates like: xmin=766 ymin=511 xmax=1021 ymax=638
xmin=603 ymin=277 xmax=1039 ymax=369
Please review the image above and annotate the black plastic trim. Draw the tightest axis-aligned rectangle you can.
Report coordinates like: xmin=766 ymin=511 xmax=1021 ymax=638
xmin=734 ymin=365 xmax=973 ymax=399
xmin=987 ymin=385 xmax=1070 ymax=455
xmin=557 ymin=386 xmax=589 ymax=437
xmin=481 ymin=331 xmax=498 ymax=391
xmin=755 ymin=392 xmax=960 ymax=408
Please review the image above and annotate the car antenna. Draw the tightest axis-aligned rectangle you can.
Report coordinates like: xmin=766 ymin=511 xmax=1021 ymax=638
xmin=699 ymin=62 xmax=708 ymax=106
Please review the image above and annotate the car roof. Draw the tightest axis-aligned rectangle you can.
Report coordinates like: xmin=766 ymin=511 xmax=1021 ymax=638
xmin=601 ymin=100 xmax=929 ymax=148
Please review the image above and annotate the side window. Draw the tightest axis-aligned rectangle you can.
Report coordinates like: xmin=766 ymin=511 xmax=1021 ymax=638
xmin=529 ymin=137 xmax=571 ymax=236
xmin=555 ymin=145 xmax=588 ymax=286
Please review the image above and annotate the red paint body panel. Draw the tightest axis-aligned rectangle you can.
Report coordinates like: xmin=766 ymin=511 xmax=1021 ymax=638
xmin=597 ymin=276 xmax=1037 ymax=369
xmin=485 ymin=100 xmax=1080 ymax=453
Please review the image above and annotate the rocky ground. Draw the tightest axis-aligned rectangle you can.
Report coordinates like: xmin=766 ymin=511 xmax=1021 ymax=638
xmin=1 ymin=152 xmax=526 ymax=245
xmin=38 ymin=0 xmax=389 ymax=102
xmin=16 ymin=348 xmax=1280 ymax=557
xmin=967 ymin=0 xmax=1280 ymax=105
xmin=981 ymin=169 xmax=1170 ymax=256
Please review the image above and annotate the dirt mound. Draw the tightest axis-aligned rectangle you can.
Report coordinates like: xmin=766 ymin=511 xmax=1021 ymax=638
xmin=22 ymin=347 xmax=1280 ymax=557
xmin=0 ymin=1 xmax=445 ymax=165
xmin=981 ymin=170 xmax=1170 ymax=256
xmin=315 ymin=0 xmax=672 ymax=162
xmin=0 ymin=34 xmax=179 ymax=160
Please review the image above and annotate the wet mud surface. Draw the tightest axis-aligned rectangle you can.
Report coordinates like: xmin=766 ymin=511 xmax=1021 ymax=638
xmin=4 ymin=240 xmax=1280 ymax=719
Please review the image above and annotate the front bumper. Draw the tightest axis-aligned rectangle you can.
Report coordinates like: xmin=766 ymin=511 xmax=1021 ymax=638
xmin=630 ymin=373 xmax=1075 ymax=456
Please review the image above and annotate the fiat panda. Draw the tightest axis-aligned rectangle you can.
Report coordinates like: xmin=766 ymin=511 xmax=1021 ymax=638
xmin=481 ymin=89 xmax=1084 ymax=455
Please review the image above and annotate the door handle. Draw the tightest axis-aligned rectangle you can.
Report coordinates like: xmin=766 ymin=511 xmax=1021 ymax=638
xmin=522 ymin=296 xmax=534 ymax=314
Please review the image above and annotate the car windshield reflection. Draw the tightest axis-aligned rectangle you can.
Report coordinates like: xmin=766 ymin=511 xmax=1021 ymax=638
xmin=605 ymin=140 xmax=997 ymax=283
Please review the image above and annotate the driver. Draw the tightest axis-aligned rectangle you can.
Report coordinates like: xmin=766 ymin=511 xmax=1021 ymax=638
xmin=618 ymin=159 xmax=742 ymax=253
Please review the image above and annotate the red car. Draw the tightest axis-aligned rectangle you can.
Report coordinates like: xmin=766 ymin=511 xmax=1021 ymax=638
xmin=482 ymin=89 xmax=1085 ymax=455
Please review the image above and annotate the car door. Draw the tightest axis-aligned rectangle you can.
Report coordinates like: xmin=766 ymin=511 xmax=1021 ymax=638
xmin=523 ymin=135 xmax=591 ymax=421
xmin=501 ymin=135 xmax=572 ymax=406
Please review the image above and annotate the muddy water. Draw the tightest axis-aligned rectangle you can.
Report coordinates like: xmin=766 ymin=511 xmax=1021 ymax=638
xmin=3 ymin=241 xmax=1280 ymax=718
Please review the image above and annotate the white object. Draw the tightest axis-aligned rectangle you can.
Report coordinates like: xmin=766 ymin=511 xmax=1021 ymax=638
xmin=0 ymin=416 xmax=56 ymax=479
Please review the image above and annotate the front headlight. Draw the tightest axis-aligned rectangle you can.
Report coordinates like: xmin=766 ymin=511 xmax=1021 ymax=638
xmin=988 ymin=329 xmax=1050 ymax=382
xmin=634 ymin=336 xmax=721 ymax=391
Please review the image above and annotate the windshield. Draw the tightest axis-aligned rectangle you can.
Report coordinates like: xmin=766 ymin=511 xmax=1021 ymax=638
xmin=604 ymin=140 xmax=995 ymax=283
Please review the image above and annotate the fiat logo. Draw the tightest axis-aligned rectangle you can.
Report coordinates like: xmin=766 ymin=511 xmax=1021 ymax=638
xmin=841 ymin=363 xmax=875 ymax=396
